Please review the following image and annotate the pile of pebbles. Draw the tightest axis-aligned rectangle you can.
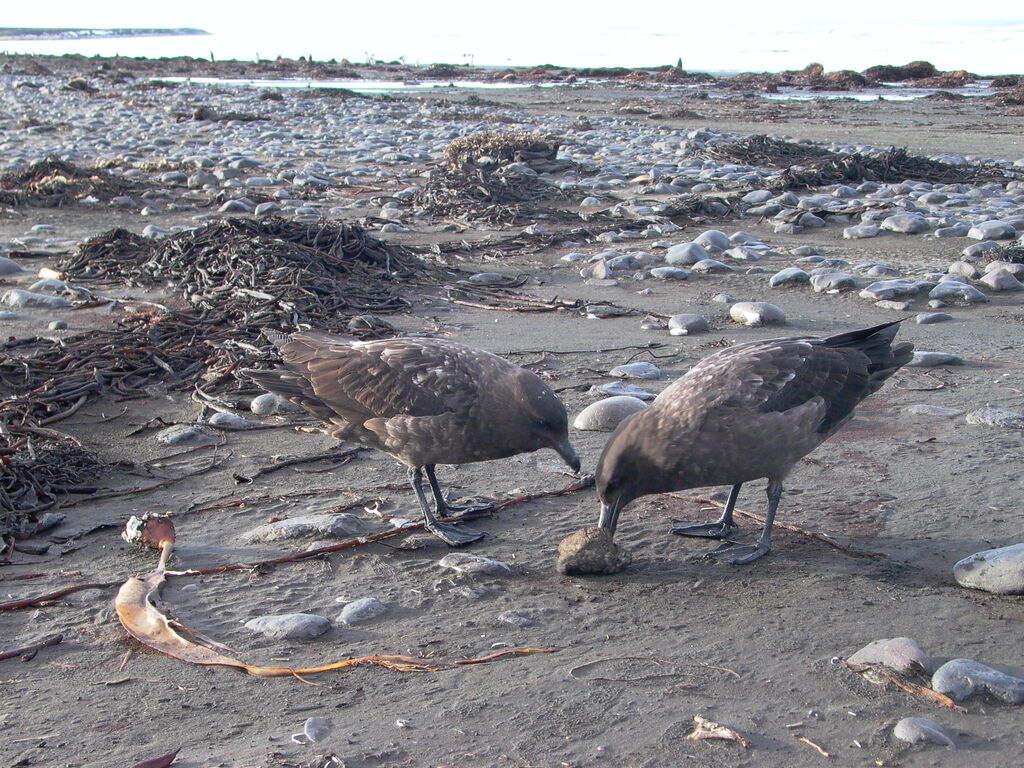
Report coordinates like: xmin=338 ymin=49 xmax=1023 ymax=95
xmin=846 ymin=634 xmax=1024 ymax=750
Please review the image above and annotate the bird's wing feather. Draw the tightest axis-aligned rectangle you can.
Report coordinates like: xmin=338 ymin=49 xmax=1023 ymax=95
xmin=657 ymin=337 xmax=871 ymax=433
xmin=281 ymin=336 xmax=481 ymax=420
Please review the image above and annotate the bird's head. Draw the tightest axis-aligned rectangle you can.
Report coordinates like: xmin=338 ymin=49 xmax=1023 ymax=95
xmin=594 ymin=410 xmax=651 ymax=534
xmin=517 ymin=374 xmax=580 ymax=472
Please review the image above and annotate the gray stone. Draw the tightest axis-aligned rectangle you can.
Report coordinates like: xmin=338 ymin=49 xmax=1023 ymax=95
xmin=968 ymin=221 xmax=1017 ymax=240
xmin=242 ymin=513 xmax=365 ymax=543
xmin=649 ymin=266 xmax=691 ymax=280
xmin=905 ymin=404 xmax=964 ymax=417
xmin=723 ymin=246 xmax=761 ymax=262
xmin=497 ymin=610 xmax=535 ymax=627
xmin=859 ymin=279 xmax=930 ymax=301
xmin=0 ymin=256 xmax=26 ymax=276
xmin=254 ymin=202 xmax=281 ymax=218
xmin=437 ymin=552 xmax=513 ymax=576
xmin=798 ymin=212 xmax=826 ymax=228
xmin=29 ymin=278 xmax=69 ymax=294
xmin=609 ymin=362 xmax=661 ymax=379
xmin=596 ymin=381 xmax=656 ymax=401
xmin=0 ymin=310 xmax=16 ymax=320
xmin=984 ymin=260 xmax=1024 ymax=277
xmin=915 ymin=312 xmax=952 ymax=324
xmin=906 ymin=351 xmax=963 ymax=367
xmin=244 ymin=613 xmax=331 ymax=640
xmin=730 ymin=302 xmax=785 ymax=327
xmin=931 ymin=659 xmax=1024 ymax=704
xmin=2 ymin=289 xmax=69 ymax=309
xmin=893 ymin=718 xmax=955 ymax=750
xmin=218 ymin=199 xmax=254 ymax=213
xmin=249 ymin=392 xmax=299 ymax=415
xmin=962 ymin=240 xmax=1002 ymax=261
xmin=466 ymin=272 xmax=507 ymax=285
xmin=928 ymin=281 xmax=988 ymax=304
xmin=691 ymin=258 xmax=733 ymax=274
xmin=946 ymin=261 xmax=981 ymax=278
xmin=573 ymin=396 xmax=648 ymax=431
xmin=769 ymin=268 xmax=810 ymax=287
xmin=665 ymin=242 xmax=709 ymax=265
xmin=156 ymin=424 xmax=202 ymax=444
xmin=848 ymin=636 xmax=933 ymax=674
xmin=880 ymin=214 xmax=930 ymax=234
xmin=954 ymin=543 xmax=1024 ymax=595
xmin=337 ymin=597 xmax=388 ymax=624
xmin=303 ymin=717 xmax=331 ymax=743
xmin=48 ymin=320 xmax=67 ymax=331
xmin=979 ymin=268 xmax=1024 ymax=291
xmin=811 ymin=272 xmax=855 ymax=292
xmin=934 ymin=223 xmax=970 ymax=238
xmin=668 ymin=314 xmax=710 ymax=336
xmin=694 ymin=229 xmax=730 ymax=251
xmin=875 ymin=300 xmax=913 ymax=311
xmin=208 ymin=412 xmax=258 ymax=428
xmin=965 ymin=407 xmax=1024 ymax=428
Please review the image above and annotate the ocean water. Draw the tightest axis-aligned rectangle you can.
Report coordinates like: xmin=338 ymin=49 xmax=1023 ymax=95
xmin=1 ymin=17 xmax=1022 ymax=75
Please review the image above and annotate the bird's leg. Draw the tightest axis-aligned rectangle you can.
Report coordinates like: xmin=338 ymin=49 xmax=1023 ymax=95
xmin=424 ymin=464 xmax=493 ymax=517
xmin=671 ymin=483 xmax=742 ymax=539
xmin=705 ymin=480 xmax=782 ymax=565
xmin=409 ymin=467 xmax=485 ymax=546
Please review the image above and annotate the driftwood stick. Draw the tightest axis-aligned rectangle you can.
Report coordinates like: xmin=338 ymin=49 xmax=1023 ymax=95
xmin=0 ymin=632 xmax=64 ymax=661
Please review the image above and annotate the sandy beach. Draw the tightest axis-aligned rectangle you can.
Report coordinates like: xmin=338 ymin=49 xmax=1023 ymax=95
xmin=1 ymin=55 xmax=1023 ymax=768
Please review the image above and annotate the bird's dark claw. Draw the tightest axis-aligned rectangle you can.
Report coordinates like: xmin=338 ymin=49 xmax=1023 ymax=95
xmin=671 ymin=520 xmax=735 ymax=539
xmin=437 ymin=498 xmax=495 ymax=518
xmin=703 ymin=540 xmax=770 ymax=565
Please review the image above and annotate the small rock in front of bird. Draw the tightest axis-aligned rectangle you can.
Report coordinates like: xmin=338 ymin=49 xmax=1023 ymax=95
xmin=893 ymin=718 xmax=955 ymax=749
xmin=573 ymin=396 xmax=648 ymax=431
xmin=847 ymin=636 xmax=933 ymax=674
xmin=336 ymin=596 xmax=388 ymax=624
xmin=931 ymin=658 xmax=1024 ymax=704
xmin=729 ymin=301 xmax=786 ymax=327
xmin=438 ymin=552 xmax=513 ymax=576
xmin=556 ymin=527 xmax=632 ymax=575
xmin=953 ymin=542 xmax=1024 ymax=594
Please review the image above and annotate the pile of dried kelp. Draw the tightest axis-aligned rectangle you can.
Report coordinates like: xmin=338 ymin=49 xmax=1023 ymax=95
xmin=0 ymin=157 xmax=138 ymax=207
xmin=768 ymin=147 xmax=1022 ymax=190
xmin=59 ymin=217 xmax=427 ymax=327
xmin=698 ymin=135 xmax=835 ymax=168
xmin=444 ymin=131 xmax=560 ymax=169
xmin=700 ymin=136 xmax=1021 ymax=190
xmin=416 ymin=167 xmax=566 ymax=225
xmin=0 ymin=310 xmax=253 ymax=537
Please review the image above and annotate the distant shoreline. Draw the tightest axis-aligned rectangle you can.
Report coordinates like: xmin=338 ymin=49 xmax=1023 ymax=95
xmin=0 ymin=28 xmax=209 ymax=41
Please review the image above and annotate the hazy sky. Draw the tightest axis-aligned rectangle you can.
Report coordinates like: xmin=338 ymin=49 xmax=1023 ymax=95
xmin=4 ymin=1 xmax=1022 ymax=72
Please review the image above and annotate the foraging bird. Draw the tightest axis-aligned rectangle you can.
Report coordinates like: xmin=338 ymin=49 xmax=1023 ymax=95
xmin=595 ymin=321 xmax=913 ymax=564
xmin=243 ymin=331 xmax=580 ymax=546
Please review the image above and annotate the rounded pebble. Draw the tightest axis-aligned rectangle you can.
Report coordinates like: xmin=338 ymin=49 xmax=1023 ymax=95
xmin=729 ymin=301 xmax=786 ymax=327
xmin=953 ymin=542 xmax=1024 ymax=594
xmin=244 ymin=613 xmax=331 ymax=640
xmin=893 ymin=718 xmax=955 ymax=749
xmin=337 ymin=597 xmax=388 ymax=624
xmin=573 ymin=396 xmax=648 ymax=431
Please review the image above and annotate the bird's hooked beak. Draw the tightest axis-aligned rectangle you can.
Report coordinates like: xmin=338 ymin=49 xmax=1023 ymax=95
xmin=598 ymin=497 xmax=622 ymax=533
xmin=554 ymin=438 xmax=581 ymax=473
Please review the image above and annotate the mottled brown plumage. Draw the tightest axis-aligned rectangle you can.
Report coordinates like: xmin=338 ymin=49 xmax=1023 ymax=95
xmin=595 ymin=321 xmax=913 ymax=563
xmin=244 ymin=331 xmax=579 ymax=545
